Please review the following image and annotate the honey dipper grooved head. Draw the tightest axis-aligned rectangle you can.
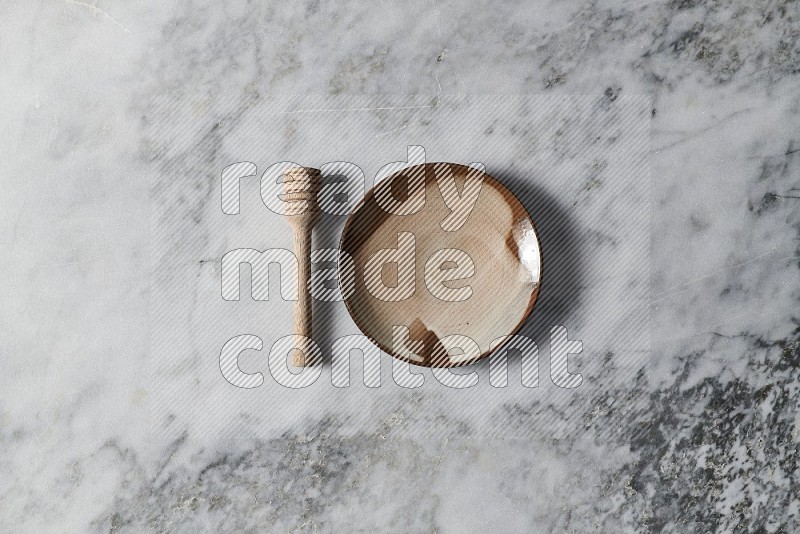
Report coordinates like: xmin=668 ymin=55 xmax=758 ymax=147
xmin=282 ymin=167 xmax=322 ymax=204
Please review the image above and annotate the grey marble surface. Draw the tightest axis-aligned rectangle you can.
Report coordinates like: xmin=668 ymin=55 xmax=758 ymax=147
xmin=2 ymin=0 xmax=799 ymax=532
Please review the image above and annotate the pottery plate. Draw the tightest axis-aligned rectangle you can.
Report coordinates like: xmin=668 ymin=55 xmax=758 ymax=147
xmin=340 ymin=163 xmax=542 ymax=367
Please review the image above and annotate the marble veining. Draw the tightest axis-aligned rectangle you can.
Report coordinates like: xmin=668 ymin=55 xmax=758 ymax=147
xmin=1 ymin=0 xmax=799 ymax=532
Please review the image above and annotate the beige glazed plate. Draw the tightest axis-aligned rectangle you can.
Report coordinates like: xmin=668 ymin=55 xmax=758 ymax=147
xmin=339 ymin=163 xmax=542 ymax=367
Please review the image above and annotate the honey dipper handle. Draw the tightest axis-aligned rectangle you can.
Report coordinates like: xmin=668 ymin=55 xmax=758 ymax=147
xmin=292 ymin=221 xmax=314 ymax=367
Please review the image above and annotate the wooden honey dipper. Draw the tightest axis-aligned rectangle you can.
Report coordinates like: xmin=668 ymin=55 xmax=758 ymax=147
xmin=283 ymin=166 xmax=322 ymax=367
